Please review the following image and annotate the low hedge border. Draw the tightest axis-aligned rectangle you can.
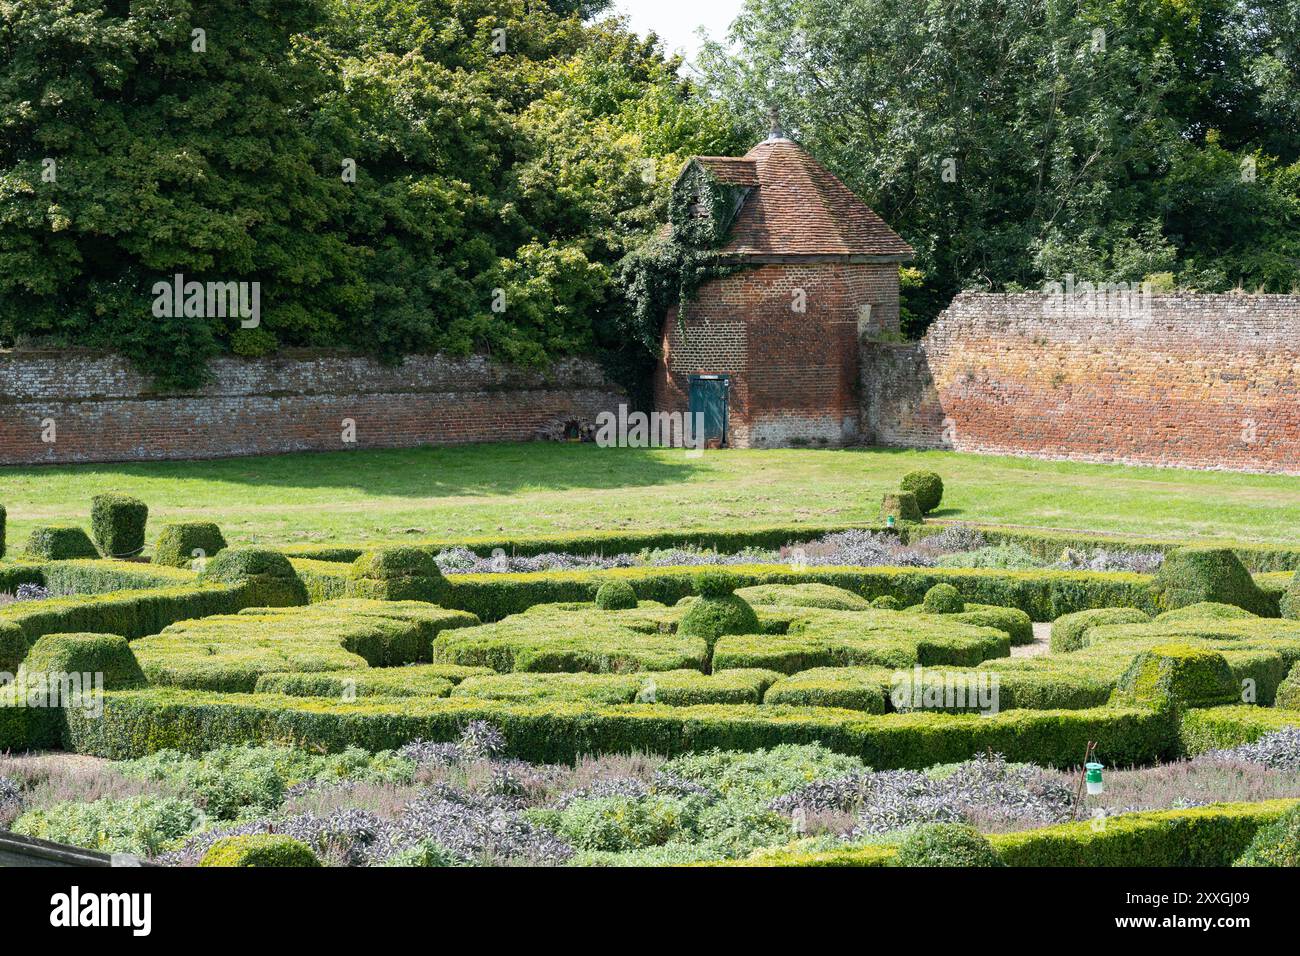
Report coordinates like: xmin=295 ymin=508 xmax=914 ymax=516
xmin=274 ymin=522 xmax=1300 ymax=574
xmin=54 ymin=689 xmax=1179 ymax=768
xmin=274 ymin=523 xmax=898 ymax=564
xmin=1178 ymin=705 xmax=1300 ymax=756
xmin=729 ymin=800 xmax=1299 ymax=867
xmin=384 ymin=565 xmax=1158 ymax=623
xmin=913 ymin=524 xmax=1300 ymax=574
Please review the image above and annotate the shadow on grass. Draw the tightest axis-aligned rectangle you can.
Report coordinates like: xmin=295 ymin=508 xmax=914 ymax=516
xmin=0 ymin=443 xmax=708 ymax=499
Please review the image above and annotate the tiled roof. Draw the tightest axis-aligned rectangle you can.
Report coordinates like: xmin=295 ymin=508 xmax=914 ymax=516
xmin=691 ymin=156 xmax=760 ymax=186
xmin=694 ymin=138 xmax=914 ymax=261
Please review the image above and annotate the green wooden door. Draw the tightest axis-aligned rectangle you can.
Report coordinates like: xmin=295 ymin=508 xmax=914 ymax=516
xmin=688 ymin=375 xmax=730 ymax=447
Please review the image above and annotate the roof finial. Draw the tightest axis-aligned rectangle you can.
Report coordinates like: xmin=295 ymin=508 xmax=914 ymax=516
xmin=766 ymin=105 xmax=784 ymax=142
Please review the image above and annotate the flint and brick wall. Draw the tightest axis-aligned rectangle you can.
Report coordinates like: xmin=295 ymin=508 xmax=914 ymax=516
xmin=654 ymin=262 xmax=900 ymax=447
xmin=0 ymin=350 xmax=624 ymax=465
xmin=863 ymin=292 xmax=1300 ymax=473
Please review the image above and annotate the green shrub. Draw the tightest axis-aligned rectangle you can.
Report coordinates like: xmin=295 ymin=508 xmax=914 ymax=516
xmin=595 ymin=580 xmax=638 ymax=610
xmin=0 ymin=503 xmax=5 ymax=559
xmin=900 ymin=471 xmax=944 ymax=514
xmin=433 ymin=603 xmax=706 ymax=674
xmin=22 ymin=526 xmax=99 ymax=560
xmin=1152 ymin=547 xmax=1272 ymax=616
xmin=1179 ymin=706 xmax=1300 ymax=755
xmin=90 ymin=494 xmax=148 ymax=558
xmin=896 ymin=823 xmax=1004 ymax=867
xmin=694 ymin=570 xmax=738 ymax=598
xmin=1112 ymin=644 xmax=1239 ymax=709
xmin=1280 ymin=571 xmax=1300 ymax=620
xmin=951 ymin=604 xmax=1033 ymax=645
xmin=763 ymin=667 xmax=890 ymax=713
xmin=735 ymin=583 xmax=872 ymax=611
xmin=17 ymin=633 xmax=146 ymax=690
xmin=383 ymin=842 xmax=464 ymax=867
xmin=679 ymin=593 xmax=760 ymax=644
xmin=1233 ymin=805 xmax=1300 ymax=867
xmin=1275 ymin=663 xmax=1300 ymax=710
xmin=870 ymin=595 xmax=903 ymax=610
xmin=879 ymin=492 xmax=921 ymax=523
xmin=346 ymin=547 xmax=447 ymax=603
xmin=257 ymin=664 xmax=484 ymax=700
xmin=136 ymin=600 xmax=476 ymax=691
xmin=922 ymin=583 xmax=964 ymax=614
xmin=153 ymin=522 xmax=228 ymax=569
xmin=1051 ymin=607 xmax=1152 ymax=653
xmin=11 ymin=795 xmax=203 ymax=857
xmin=0 ymin=622 xmax=28 ymax=674
xmin=197 ymin=548 xmax=308 ymax=607
xmin=550 ymin=796 xmax=695 ymax=852
xmin=200 ymin=834 xmax=321 ymax=868
xmin=1156 ymin=601 xmax=1258 ymax=623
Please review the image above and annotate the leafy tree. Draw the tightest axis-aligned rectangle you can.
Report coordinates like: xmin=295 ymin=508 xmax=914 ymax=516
xmin=696 ymin=0 xmax=1300 ymax=329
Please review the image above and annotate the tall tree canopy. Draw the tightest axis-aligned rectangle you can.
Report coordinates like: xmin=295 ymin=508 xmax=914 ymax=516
xmin=697 ymin=0 xmax=1300 ymax=332
xmin=0 ymin=0 xmax=743 ymax=387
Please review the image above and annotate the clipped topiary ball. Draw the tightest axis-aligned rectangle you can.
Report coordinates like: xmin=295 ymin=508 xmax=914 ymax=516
xmin=1275 ymin=662 xmax=1300 ymax=711
xmin=1112 ymin=643 xmax=1239 ymax=709
xmin=17 ymin=633 xmax=146 ymax=690
xmin=198 ymin=548 xmax=308 ymax=607
xmin=90 ymin=493 xmax=148 ymax=558
xmin=870 ymin=595 xmax=903 ymax=611
xmin=879 ymin=491 xmax=921 ymax=524
xmin=1233 ymin=805 xmax=1300 ymax=867
xmin=922 ymin=583 xmax=965 ymax=614
xmin=900 ymin=470 xmax=944 ymax=514
xmin=346 ymin=547 xmax=446 ymax=603
xmin=200 ymin=834 xmax=321 ymax=868
xmin=594 ymin=580 xmax=638 ymax=610
xmin=693 ymin=569 xmax=738 ymax=598
xmin=679 ymin=590 xmax=759 ymax=644
xmin=153 ymin=522 xmax=228 ymax=569
xmin=896 ymin=823 xmax=1004 ymax=867
xmin=1153 ymin=547 xmax=1272 ymax=616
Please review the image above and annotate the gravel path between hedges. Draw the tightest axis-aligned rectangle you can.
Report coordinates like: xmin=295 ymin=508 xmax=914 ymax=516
xmin=1012 ymin=623 xmax=1052 ymax=658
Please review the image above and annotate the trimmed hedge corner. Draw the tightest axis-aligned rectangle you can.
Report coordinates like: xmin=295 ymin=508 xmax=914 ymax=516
xmin=1152 ymin=547 xmax=1273 ymax=616
xmin=17 ymin=632 xmax=146 ymax=690
xmin=880 ymin=492 xmax=921 ymax=523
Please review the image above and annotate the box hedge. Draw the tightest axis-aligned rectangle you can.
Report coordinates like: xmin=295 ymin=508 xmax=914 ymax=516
xmin=346 ymin=547 xmax=448 ymax=603
xmin=880 ymin=492 xmax=921 ymax=523
xmin=432 ymin=564 xmax=1160 ymax=624
xmin=255 ymin=663 xmax=491 ymax=700
xmin=1151 ymin=547 xmax=1273 ymax=616
xmin=153 ymin=522 xmax=228 ymax=569
xmin=23 ymin=526 xmax=99 ymax=561
xmin=1111 ymin=644 xmax=1241 ymax=710
xmin=17 ymin=633 xmax=146 ymax=690
xmin=1178 ymin=705 xmax=1300 ymax=755
xmin=196 ymin=548 xmax=309 ymax=608
xmin=1051 ymin=607 xmax=1151 ymax=653
xmin=733 ymin=800 xmax=1298 ymax=867
xmin=59 ymin=689 xmax=1180 ymax=769
xmin=90 ymin=494 xmax=148 ymax=559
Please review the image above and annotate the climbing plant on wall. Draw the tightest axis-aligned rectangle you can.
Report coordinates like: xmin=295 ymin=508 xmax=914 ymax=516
xmin=615 ymin=161 xmax=748 ymax=356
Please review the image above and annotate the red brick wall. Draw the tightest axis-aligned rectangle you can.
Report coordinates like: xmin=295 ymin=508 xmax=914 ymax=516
xmin=654 ymin=262 xmax=900 ymax=447
xmin=863 ymin=292 xmax=1300 ymax=473
xmin=0 ymin=351 xmax=624 ymax=465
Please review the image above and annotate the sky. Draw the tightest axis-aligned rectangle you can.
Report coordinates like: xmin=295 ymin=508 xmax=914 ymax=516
xmin=610 ymin=0 xmax=747 ymax=67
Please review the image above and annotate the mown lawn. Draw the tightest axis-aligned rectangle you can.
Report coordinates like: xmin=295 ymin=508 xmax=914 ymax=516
xmin=3 ymin=444 xmax=1300 ymax=550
